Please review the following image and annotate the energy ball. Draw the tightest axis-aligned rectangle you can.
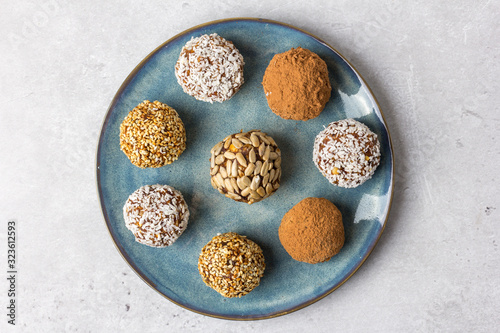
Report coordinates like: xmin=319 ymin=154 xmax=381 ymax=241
xmin=313 ymin=118 xmax=381 ymax=188
xmin=279 ymin=197 xmax=344 ymax=264
xmin=175 ymin=33 xmax=245 ymax=103
xmin=198 ymin=232 xmax=265 ymax=298
xmin=262 ymin=47 xmax=331 ymax=121
xmin=123 ymin=184 xmax=189 ymax=248
xmin=210 ymin=130 xmax=281 ymax=204
xmin=119 ymin=100 xmax=186 ymax=168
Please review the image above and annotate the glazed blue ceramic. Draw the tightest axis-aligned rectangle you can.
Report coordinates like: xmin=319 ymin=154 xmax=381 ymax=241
xmin=96 ymin=18 xmax=393 ymax=320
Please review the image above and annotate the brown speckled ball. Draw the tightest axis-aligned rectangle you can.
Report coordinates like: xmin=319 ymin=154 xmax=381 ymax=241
xmin=198 ymin=232 xmax=265 ymax=298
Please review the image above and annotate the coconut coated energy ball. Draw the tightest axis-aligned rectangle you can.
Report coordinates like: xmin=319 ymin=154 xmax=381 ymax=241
xmin=313 ymin=118 xmax=381 ymax=188
xmin=123 ymin=184 xmax=189 ymax=248
xmin=175 ymin=33 xmax=245 ymax=103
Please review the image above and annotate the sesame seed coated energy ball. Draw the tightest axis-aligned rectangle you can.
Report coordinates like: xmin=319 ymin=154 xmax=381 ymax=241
xmin=209 ymin=130 xmax=281 ymax=204
xmin=198 ymin=232 xmax=265 ymax=298
xmin=279 ymin=197 xmax=344 ymax=264
xmin=119 ymin=100 xmax=186 ymax=168
xmin=175 ymin=33 xmax=245 ymax=103
xmin=313 ymin=118 xmax=381 ymax=188
xmin=123 ymin=184 xmax=189 ymax=248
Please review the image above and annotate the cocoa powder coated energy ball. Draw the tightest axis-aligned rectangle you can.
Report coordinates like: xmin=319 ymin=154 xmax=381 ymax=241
xmin=262 ymin=47 xmax=331 ymax=121
xmin=279 ymin=197 xmax=344 ymax=264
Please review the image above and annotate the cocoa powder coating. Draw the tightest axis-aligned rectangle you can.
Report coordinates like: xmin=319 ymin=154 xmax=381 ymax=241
xmin=262 ymin=47 xmax=331 ymax=121
xmin=279 ymin=197 xmax=344 ymax=264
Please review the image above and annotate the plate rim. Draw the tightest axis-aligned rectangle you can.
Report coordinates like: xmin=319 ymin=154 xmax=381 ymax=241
xmin=95 ymin=17 xmax=394 ymax=321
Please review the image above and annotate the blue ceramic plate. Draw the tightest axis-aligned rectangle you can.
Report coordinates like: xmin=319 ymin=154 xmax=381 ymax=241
xmin=97 ymin=18 xmax=393 ymax=320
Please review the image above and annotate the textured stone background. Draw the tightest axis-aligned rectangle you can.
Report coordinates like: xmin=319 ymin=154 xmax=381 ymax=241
xmin=0 ymin=0 xmax=498 ymax=332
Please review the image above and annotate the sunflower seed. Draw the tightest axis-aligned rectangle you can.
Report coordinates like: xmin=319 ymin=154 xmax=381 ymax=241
xmin=249 ymin=190 xmax=261 ymax=200
xmin=254 ymin=160 xmax=262 ymax=175
xmin=266 ymin=183 xmax=273 ymax=194
xmin=236 ymin=153 xmax=247 ymax=167
xmin=215 ymin=173 xmax=224 ymax=187
xmin=215 ymin=154 xmax=225 ymax=165
xmin=244 ymin=163 xmax=255 ymax=176
xmin=268 ymin=161 xmax=273 ymax=171
xmin=224 ymin=139 xmax=231 ymax=149
xmin=273 ymin=168 xmax=281 ymax=182
xmin=269 ymin=169 xmax=275 ymax=183
xmin=231 ymin=138 xmax=243 ymax=149
xmin=241 ymin=176 xmax=251 ymax=188
xmin=226 ymin=193 xmax=241 ymax=200
xmin=250 ymin=175 xmax=260 ymax=191
xmin=211 ymin=177 xmax=217 ymax=188
xmin=260 ymin=161 xmax=269 ymax=177
xmin=224 ymin=178 xmax=234 ymax=193
xmin=273 ymin=182 xmax=280 ymax=190
xmin=211 ymin=142 xmax=223 ymax=155
xmin=269 ymin=152 xmax=279 ymax=160
xmin=231 ymin=159 xmax=238 ymax=177
xmin=226 ymin=159 xmax=232 ymax=175
xmin=238 ymin=136 xmax=252 ymax=145
xmin=257 ymin=133 xmax=270 ymax=145
xmin=211 ymin=152 xmax=215 ymax=168
xmin=263 ymin=145 xmax=271 ymax=161
xmin=224 ymin=151 xmax=236 ymax=159
xmin=220 ymin=166 xmax=228 ymax=178
xmin=266 ymin=135 xmax=277 ymax=146
xmin=248 ymin=148 xmax=256 ymax=163
xmin=223 ymin=134 xmax=232 ymax=142
xmin=230 ymin=178 xmax=239 ymax=194
xmin=236 ymin=177 xmax=246 ymax=190
xmin=210 ymin=164 xmax=219 ymax=176
xmin=256 ymin=186 xmax=266 ymax=197
xmin=262 ymin=173 xmax=270 ymax=187
xmin=241 ymin=187 xmax=251 ymax=197
xmin=235 ymin=132 xmax=247 ymax=138
xmin=250 ymin=133 xmax=260 ymax=147
xmin=258 ymin=142 xmax=265 ymax=156
xmin=274 ymin=157 xmax=281 ymax=168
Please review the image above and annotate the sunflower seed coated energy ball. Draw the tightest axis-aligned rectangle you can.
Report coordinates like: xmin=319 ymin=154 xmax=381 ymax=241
xmin=123 ymin=184 xmax=189 ymax=248
xmin=175 ymin=33 xmax=245 ymax=103
xmin=119 ymin=100 xmax=186 ymax=168
xmin=210 ymin=130 xmax=282 ymax=204
xmin=198 ymin=232 xmax=265 ymax=298
xmin=313 ymin=118 xmax=381 ymax=188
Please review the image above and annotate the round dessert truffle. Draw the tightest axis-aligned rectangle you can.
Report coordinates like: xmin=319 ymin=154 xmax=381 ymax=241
xmin=198 ymin=232 xmax=265 ymax=298
xmin=262 ymin=47 xmax=331 ymax=121
xmin=279 ymin=197 xmax=344 ymax=264
xmin=313 ymin=118 xmax=381 ymax=188
xmin=175 ymin=33 xmax=245 ymax=103
xmin=209 ymin=130 xmax=281 ymax=204
xmin=119 ymin=100 xmax=186 ymax=168
xmin=123 ymin=184 xmax=189 ymax=248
